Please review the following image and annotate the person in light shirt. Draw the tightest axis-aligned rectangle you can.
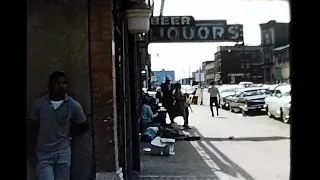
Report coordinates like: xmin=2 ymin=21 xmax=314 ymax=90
xmin=207 ymin=81 xmax=220 ymax=117
xmin=27 ymin=71 xmax=88 ymax=180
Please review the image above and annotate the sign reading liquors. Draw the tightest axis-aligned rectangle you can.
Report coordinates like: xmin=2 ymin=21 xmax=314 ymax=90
xmin=149 ymin=16 xmax=243 ymax=43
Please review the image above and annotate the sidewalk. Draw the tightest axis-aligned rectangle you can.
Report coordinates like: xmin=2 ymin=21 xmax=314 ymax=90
xmin=139 ymin=111 xmax=219 ymax=180
xmin=138 ymin=105 xmax=290 ymax=180
xmin=139 ymin=137 xmax=219 ymax=180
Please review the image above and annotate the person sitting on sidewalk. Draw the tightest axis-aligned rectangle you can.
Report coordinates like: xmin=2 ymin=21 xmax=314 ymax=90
xmin=140 ymin=97 xmax=159 ymax=133
xmin=149 ymin=97 xmax=167 ymax=126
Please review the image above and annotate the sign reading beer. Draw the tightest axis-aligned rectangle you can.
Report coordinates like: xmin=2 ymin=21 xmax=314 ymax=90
xmin=149 ymin=16 xmax=243 ymax=43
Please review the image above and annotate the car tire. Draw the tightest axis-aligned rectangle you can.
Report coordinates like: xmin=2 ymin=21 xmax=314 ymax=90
xmin=230 ymin=106 xmax=234 ymax=112
xmin=281 ymin=108 xmax=289 ymax=124
xmin=225 ymin=103 xmax=230 ymax=110
xmin=242 ymin=109 xmax=247 ymax=117
xmin=267 ymin=108 xmax=274 ymax=118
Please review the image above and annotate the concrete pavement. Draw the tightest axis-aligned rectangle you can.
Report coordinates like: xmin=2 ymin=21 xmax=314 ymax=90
xmin=139 ymin=105 xmax=290 ymax=180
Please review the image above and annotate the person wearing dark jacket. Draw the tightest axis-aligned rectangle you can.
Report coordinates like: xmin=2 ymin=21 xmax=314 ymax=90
xmin=160 ymin=76 xmax=175 ymax=123
xmin=172 ymin=83 xmax=191 ymax=129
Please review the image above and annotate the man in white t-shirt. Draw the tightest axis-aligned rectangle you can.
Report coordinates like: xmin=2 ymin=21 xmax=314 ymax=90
xmin=27 ymin=71 xmax=88 ymax=180
xmin=207 ymin=81 xmax=220 ymax=117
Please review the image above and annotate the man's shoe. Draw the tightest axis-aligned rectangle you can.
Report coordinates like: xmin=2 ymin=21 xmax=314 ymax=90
xmin=183 ymin=125 xmax=191 ymax=129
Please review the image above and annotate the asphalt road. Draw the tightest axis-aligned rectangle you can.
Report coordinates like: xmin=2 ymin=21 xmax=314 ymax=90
xmin=140 ymin=105 xmax=290 ymax=180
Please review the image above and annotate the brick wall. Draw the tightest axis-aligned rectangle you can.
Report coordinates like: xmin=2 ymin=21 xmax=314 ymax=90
xmin=89 ymin=0 xmax=119 ymax=175
xmin=28 ymin=0 xmax=121 ymax=179
xmin=27 ymin=0 xmax=93 ymax=180
xmin=219 ymin=51 xmax=264 ymax=84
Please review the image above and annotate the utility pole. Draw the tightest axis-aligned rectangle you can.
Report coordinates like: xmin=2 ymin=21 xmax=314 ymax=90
xmin=241 ymin=42 xmax=247 ymax=81
xmin=199 ymin=65 xmax=201 ymax=88
xmin=189 ymin=66 xmax=191 ymax=85
xmin=183 ymin=68 xmax=185 ymax=84
xmin=160 ymin=0 xmax=166 ymax=16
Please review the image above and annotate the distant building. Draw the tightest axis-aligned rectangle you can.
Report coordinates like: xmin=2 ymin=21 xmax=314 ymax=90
xmin=152 ymin=69 xmax=175 ymax=86
xmin=204 ymin=61 xmax=215 ymax=84
xmin=273 ymin=44 xmax=290 ymax=83
xmin=259 ymin=20 xmax=290 ymax=83
xmin=192 ymin=70 xmax=205 ymax=83
xmin=180 ymin=78 xmax=192 ymax=85
xmin=214 ymin=45 xmax=264 ymax=84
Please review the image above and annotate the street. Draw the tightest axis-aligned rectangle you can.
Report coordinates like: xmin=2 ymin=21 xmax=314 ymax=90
xmin=140 ymin=105 xmax=290 ymax=180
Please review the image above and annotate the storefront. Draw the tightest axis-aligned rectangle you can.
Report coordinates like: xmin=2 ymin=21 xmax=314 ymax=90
xmin=27 ymin=0 xmax=153 ymax=180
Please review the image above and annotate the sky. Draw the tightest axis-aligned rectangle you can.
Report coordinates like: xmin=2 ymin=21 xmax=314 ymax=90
xmin=148 ymin=0 xmax=290 ymax=80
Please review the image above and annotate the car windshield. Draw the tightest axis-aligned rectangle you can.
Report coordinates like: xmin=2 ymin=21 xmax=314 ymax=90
xmin=222 ymin=88 xmax=242 ymax=93
xmin=235 ymin=91 xmax=242 ymax=96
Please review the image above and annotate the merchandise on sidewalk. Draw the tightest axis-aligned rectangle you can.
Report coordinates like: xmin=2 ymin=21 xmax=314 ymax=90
xmin=150 ymin=136 xmax=175 ymax=156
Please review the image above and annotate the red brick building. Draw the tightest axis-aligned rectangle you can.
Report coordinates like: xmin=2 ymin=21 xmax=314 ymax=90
xmin=213 ymin=45 xmax=264 ymax=84
xmin=27 ymin=0 xmax=146 ymax=179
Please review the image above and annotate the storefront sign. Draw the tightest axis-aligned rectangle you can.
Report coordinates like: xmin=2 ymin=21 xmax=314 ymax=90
xmin=149 ymin=16 xmax=243 ymax=43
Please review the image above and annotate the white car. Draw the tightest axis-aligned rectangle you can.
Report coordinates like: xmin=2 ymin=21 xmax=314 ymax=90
xmin=181 ymin=85 xmax=197 ymax=94
xmin=239 ymin=81 xmax=253 ymax=87
xmin=264 ymin=84 xmax=291 ymax=123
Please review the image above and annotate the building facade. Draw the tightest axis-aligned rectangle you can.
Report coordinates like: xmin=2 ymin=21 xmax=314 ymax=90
xmin=192 ymin=70 xmax=205 ymax=84
xmin=273 ymin=44 xmax=290 ymax=83
xmin=195 ymin=60 xmax=213 ymax=84
xmin=204 ymin=62 xmax=215 ymax=84
xmin=27 ymin=0 xmax=153 ymax=180
xmin=259 ymin=20 xmax=290 ymax=83
xmin=213 ymin=45 xmax=264 ymax=84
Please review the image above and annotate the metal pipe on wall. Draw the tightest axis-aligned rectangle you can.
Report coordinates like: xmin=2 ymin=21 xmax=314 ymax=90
xmin=121 ymin=18 xmax=133 ymax=179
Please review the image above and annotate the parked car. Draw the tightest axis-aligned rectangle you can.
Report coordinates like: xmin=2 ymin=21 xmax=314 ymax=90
xmin=226 ymin=87 xmax=270 ymax=116
xmin=218 ymin=85 xmax=244 ymax=109
xmin=239 ymin=81 xmax=253 ymax=88
xmin=264 ymin=84 xmax=291 ymax=123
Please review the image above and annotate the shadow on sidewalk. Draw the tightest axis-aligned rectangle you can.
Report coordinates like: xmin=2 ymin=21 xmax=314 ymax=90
xmin=186 ymin=128 xmax=256 ymax=180
xmin=140 ymin=138 xmax=216 ymax=176
xmin=139 ymin=124 xmax=263 ymax=179
xmin=202 ymin=136 xmax=290 ymax=142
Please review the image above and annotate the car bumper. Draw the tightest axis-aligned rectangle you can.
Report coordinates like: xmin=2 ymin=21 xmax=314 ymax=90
xmin=242 ymin=104 xmax=266 ymax=111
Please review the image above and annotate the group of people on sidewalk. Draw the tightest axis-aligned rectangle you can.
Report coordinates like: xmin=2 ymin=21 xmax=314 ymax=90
xmin=140 ymin=77 xmax=192 ymax=133
xmin=160 ymin=77 xmax=191 ymax=129
xmin=140 ymin=78 xmax=222 ymax=133
xmin=27 ymin=72 xmax=222 ymax=180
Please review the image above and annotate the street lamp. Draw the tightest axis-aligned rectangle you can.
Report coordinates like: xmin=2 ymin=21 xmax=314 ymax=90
xmin=126 ymin=2 xmax=152 ymax=34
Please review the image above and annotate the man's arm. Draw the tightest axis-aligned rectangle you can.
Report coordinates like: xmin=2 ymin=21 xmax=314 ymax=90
xmin=71 ymin=101 xmax=89 ymax=136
